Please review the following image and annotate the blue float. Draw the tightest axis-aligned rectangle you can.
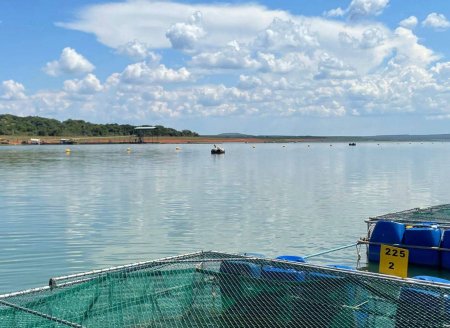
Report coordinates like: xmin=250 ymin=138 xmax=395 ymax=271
xmin=326 ymin=264 xmax=355 ymax=271
xmin=403 ymin=227 xmax=441 ymax=267
xmin=413 ymin=275 xmax=450 ymax=284
xmin=261 ymin=266 xmax=305 ymax=282
xmin=368 ymin=221 xmax=405 ymax=262
xmin=219 ymin=260 xmax=261 ymax=278
xmin=441 ymin=230 xmax=450 ymax=270
xmin=276 ymin=255 xmax=306 ymax=263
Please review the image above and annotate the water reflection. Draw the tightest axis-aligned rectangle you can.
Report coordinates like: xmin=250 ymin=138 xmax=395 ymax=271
xmin=0 ymin=142 xmax=449 ymax=292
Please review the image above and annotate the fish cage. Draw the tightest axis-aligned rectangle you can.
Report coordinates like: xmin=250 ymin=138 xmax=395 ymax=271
xmin=362 ymin=204 xmax=450 ymax=269
xmin=2 ymin=251 xmax=450 ymax=327
xmin=366 ymin=204 xmax=450 ymax=226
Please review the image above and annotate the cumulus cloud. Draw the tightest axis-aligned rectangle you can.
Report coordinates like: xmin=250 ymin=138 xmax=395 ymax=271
xmin=190 ymin=41 xmax=259 ymax=69
xmin=117 ymin=40 xmax=161 ymax=61
xmin=391 ymin=27 xmax=439 ymax=66
xmin=166 ymin=11 xmax=205 ymax=50
xmin=255 ymin=18 xmax=318 ymax=50
xmin=63 ymin=74 xmax=103 ymax=95
xmin=431 ymin=62 xmax=450 ymax=84
xmin=4 ymin=1 xmax=450 ymax=130
xmin=1 ymin=80 xmax=26 ymax=100
xmin=120 ymin=62 xmax=191 ymax=84
xmin=238 ymin=75 xmax=262 ymax=90
xmin=347 ymin=0 xmax=390 ymax=19
xmin=58 ymin=1 xmax=291 ymax=49
xmin=315 ymin=54 xmax=358 ymax=79
xmin=422 ymin=13 xmax=450 ymax=31
xmin=325 ymin=0 xmax=390 ymax=20
xmin=43 ymin=47 xmax=95 ymax=76
xmin=324 ymin=8 xmax=346 ymax=18
xmin=256 ymin=52 xmax=300 ymax=73
xmin=399 ymin=16 xmax=418 ymax=29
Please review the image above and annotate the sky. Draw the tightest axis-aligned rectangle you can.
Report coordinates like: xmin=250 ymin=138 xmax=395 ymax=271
xmin=0 ymin=0 xmax=450 ymax=135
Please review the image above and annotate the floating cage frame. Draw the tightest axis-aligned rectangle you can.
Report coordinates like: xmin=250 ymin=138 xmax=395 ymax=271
xmin=2 ymin=250 xmax=450 ymax=327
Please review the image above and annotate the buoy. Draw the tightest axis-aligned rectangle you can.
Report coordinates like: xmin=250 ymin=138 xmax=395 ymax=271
xmin=65 ymin=148 xmax=71 ymax=153
xmin=175 ymin=147 xmax=181 ymax=150
xmin=127 ymin=148 xmax=131 ymax=152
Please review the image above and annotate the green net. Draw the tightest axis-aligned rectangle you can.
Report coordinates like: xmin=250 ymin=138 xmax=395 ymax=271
xmin=369 ymin=204 xmax=450 ymax=225
xmin=1 ymin=251 xmax=450 ymax=327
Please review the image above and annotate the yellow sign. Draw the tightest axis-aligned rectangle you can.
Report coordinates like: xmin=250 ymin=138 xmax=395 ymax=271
xmin=379 ymin=244 xmax=409 ymax=278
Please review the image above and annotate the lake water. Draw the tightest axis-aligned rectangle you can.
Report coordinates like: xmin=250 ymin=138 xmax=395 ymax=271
xmin=1 ymin=142 xmax=450 ymax=293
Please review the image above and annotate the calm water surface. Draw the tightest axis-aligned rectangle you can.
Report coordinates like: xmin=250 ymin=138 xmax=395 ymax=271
xmin=1 ymin=142 xmax=450 ymax=293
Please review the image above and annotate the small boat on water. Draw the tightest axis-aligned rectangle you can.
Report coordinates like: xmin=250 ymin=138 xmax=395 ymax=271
xmin=211 ymin=144 xmax=225 ymax=154
xmin=349 ymin=142 xmax=356 ymax=146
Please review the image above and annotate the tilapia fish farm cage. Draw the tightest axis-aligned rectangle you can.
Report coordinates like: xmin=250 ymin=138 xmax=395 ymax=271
xmin=365 ymin=204 xmax=450 ymax=268
xmin=2 ymin=251 xmax=450 ymax=327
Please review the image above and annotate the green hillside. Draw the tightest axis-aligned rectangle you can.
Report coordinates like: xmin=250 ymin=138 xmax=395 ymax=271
xmin=0 ymin=114 xmax=198 ymax=137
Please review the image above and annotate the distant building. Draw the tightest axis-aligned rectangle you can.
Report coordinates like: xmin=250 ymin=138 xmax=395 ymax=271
xmin=60 ymin=139 xmax=75 ymax=145
xmin=134 ymin=126 xmax=156 ymax=143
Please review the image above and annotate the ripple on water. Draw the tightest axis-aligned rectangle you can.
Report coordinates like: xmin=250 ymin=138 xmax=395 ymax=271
xmin=1 ymin=143 xmax=450 ymax=292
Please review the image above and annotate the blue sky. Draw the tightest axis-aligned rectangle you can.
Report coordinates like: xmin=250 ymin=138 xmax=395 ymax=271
xmin=1 ymin=0 xmax=450 ymax=135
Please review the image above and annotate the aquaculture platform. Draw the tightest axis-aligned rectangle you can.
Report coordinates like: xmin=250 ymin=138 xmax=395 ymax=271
xmin=363 ymin=204 xmax=450 ymax=271
xmin=1 ymin=250 xmax=450 ymax=327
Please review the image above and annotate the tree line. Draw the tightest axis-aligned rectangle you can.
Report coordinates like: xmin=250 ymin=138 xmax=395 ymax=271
xmin=0 ymin=114 xmax=198 ymax=137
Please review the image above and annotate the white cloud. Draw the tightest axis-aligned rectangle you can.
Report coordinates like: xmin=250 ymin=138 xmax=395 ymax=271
xmin=391 ymin=27 xmax=439 ymax=67
xmin=63 ymin=74 xmax=103 ymax=95
xmin=43 ymin=47 xmax=95 ymax=76
xmin=325 ymin=0 xmax=389 ymax=20
xmin=315 ymin=54 xmax=358 ymax=80
xmin=254 ymin=18 xmax=319 ymax=50
xmin=4 ymin=1 xmax=449 ymax=130
xmin=117 ymin=40 xmax=161 ymax=61
xmin=238 ymin=75 xmax=262 ymax=90
xmin=190 ymin=42 xmax=259 ymax=69
xmin=120 ymin=62 xmax=191 ymax=84
xmin=422 ymin=13 xmax=450 ymax=31
xmin=399 ymin=16 xmax=418 ymax=29
xmin=431 ymin=62 xmax=450 ymax=84
xmin=324 ymin=8 xmax=346 ymax=18
xmin=348 ymin=0 xmax=390 ymax=19
xmin=166 ymin=11 xmax=205 ymax=50
xmin=256 ymin=52 xmax=299 ymax=73
xmin=1 ymin=80 xmax=27 ymax=100
xmin=58 ymin=1 xmax=291 ymax=49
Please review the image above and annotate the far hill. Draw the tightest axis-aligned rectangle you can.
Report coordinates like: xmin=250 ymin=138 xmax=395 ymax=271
xmin=215 ymin=133 xmax=255 ymax=138
xmin=0 ymin=114 xmax=198 ymax=137
xmin=211 ymin=133 xmax=450 ymax=142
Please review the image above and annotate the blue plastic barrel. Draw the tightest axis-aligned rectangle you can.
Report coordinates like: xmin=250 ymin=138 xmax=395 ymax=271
xmin=403 ymin=227 xmax=441 ymax=267
xmin=326 ymin=264 xmax=355 ymax=271
xmin=368 ymin=221 xmax=405 ymax=262
xmin=219 ymin=261 xmax=262 ymax=317
xmin=441 ymin=230 xmax=450 ymax=269
xmin=412 ymin=275 xmax=450 ymax=284
xmin=219 ymin=261 xmax=261 ymax=278
xmin=261 ymin=266 xmax=305 ymax=282
xmin=276 ymin=255 xmax=306 ymax=263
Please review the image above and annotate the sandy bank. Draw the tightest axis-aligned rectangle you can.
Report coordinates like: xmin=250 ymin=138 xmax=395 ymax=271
xmin=1 ymin=135 xmax=322 ymax=145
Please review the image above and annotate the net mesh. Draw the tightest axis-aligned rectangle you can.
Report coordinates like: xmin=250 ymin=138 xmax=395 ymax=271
xmin=370 ymin=204 xmax=450 ymax=225
xmin=1 ymin=251 xmax=450 ymax=327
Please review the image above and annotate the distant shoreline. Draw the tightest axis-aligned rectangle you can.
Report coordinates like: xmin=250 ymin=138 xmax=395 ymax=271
xmin=0 ymin=135 xmax=322 ymax=145
xmin=1 ymin=135 xmax=449 ymax=146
